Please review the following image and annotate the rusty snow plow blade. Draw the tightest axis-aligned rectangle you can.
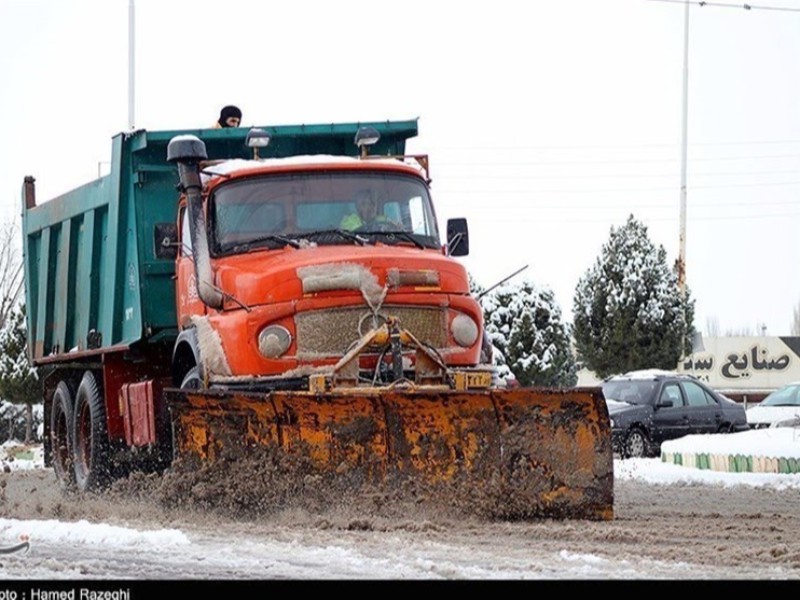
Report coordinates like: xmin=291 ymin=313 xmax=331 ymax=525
xmin=165 ymin=386 xmax=613 ymax=520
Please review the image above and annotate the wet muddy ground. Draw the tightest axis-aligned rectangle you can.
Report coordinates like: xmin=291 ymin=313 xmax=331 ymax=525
xmin=0 ymin=463 xmax=798 ymax=580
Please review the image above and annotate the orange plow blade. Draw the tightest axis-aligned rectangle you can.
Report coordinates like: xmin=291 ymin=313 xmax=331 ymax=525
xmin=165 ymin=386 xmax=613 ymax=520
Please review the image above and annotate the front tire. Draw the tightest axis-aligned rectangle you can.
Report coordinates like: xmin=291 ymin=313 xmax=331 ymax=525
xmin=180 ymin=365 xmax=203 ymax=390
xmin=73 ymin=371 xmax=111 ymax=492
xmin=623 ymin=427 xmax=650 ymax=459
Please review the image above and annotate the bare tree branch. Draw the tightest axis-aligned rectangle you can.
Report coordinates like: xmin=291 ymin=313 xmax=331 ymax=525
xmin=705 ymin=316 xmax=720 ymax=337
xmin=0 ymin=218 xmax=23 ymax=329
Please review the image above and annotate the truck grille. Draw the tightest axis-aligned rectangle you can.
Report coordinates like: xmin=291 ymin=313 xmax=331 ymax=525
xmin=295 ymin=305 xmax=447 ymax=357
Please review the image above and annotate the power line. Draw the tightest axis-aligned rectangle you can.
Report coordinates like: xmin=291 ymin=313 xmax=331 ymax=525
xmin=438 ymin=179 xmax=800 ymax=194
xmin=482 ymin=210 xmax=800 ymax=223
xmin=435 ymin=139 xmax=800 ymax=151
xmin=455 ymin=197 xmax=800 ymax=209
xmin=645 ymin=0 xmax=800 ymax=12
xmin=444 ymin=169 xmax=800 ymax=180
xmin=438 ymin=153 xmax=800 ymax=167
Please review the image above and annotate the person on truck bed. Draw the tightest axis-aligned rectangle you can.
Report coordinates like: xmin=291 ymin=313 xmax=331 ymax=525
xmin=340 ymin=190 xmax=396 ymax=231
xmin=213 ymin=105 xmax=242 ymax=128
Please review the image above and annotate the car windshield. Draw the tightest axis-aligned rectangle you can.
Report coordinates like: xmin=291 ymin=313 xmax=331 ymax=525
xmin=759 ymin=385 xmax=800 ymax=407
xmin=602 ymin=380 xmax=658 ymax=405
xmin=209 ymin=171 xmax=440 ymax=255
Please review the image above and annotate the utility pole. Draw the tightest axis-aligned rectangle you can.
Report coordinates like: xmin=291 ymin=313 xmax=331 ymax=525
xmin=678 ymin=1 xmax=689 ymax=301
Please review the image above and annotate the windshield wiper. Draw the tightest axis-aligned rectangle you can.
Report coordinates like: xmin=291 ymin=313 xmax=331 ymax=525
xmin=362 ymin=229 xmax=426 ymax=249
xmin=300 ymin=229 xmax=370 ymax=246
xmin=230 ymin=234 xmax=302 ymax=253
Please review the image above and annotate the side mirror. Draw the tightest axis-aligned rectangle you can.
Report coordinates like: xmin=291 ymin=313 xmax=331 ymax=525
xmin=446 ymin=218 xmax=469 ymax=257
xmin=656 ymin=400 xmax=674 ymax=409
xmin=154 ymin=223 xmax=179 ymax=260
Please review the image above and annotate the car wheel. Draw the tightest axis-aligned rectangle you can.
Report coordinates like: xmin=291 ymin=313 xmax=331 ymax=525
xmin=623 ymin=428 xmax=649 ymax=459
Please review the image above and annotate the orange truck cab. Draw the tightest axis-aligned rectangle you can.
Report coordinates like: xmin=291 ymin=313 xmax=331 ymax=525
xmin=168 ymin=127 xmax=485 ymax=392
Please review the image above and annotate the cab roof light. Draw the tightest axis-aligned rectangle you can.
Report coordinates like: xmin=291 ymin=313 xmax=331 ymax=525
xmin=354 ymin=126 xmax=381 ymax=158
xmin=245 ymin=128 xmax=271 ymax=159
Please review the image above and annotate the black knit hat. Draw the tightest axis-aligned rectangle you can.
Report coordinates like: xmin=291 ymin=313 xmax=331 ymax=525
xmin=218 ymin=105 xmax=242 ymax=127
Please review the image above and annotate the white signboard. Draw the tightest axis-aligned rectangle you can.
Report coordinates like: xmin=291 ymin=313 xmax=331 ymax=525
xmin=678 ymin=336 xmax=800 ymax=392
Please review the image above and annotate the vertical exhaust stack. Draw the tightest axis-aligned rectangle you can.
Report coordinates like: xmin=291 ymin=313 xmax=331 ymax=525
xmin=23 ymin=176 xmax=36 ymax=209
xmin=167 ymin=135 xmax=223 ymax=309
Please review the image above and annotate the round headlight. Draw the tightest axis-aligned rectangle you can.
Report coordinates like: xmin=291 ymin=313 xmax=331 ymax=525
xmin=451 ymin=314 xmax=479 ymax=348
xmin=258 ymin=325 xmax=292 ymax=358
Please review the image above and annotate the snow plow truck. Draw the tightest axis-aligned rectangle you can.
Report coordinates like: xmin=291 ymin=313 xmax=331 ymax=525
xmin=21 ymin=118 xmax=613 ymax=519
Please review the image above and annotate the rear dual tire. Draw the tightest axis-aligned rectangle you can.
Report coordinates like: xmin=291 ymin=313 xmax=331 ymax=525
xmin=73 ymin=371 xmax=111 ymax=492
xmin=50 ymin=381 xmax=76 ymax=491
xmin=50 ymin=372 xmax=111 ymax=493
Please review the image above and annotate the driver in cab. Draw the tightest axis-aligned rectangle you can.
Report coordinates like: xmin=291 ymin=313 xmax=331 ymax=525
xmin=340 ymin=190 xmax=394 ymax=231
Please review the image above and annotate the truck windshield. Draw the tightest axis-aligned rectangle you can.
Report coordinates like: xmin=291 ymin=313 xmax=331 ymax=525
xmin=209 ymin=171 xmax=441 ymax=255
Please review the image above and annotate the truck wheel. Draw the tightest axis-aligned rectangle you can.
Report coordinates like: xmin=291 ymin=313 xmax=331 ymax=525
xmin=72 ymin=371 xmax=111 ymax=492
xmin=180 ymin=366 xmax=203 ymax=389
xmin=50 ymin=381 xmax=76 ymax=491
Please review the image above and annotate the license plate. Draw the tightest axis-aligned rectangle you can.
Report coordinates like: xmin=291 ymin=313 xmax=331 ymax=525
xmin=453 ymin=370 xmax=492 ymax=390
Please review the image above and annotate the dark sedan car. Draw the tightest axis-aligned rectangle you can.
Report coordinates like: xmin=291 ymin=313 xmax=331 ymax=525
xmin=602 ymin=370 xmax=749 ymax=458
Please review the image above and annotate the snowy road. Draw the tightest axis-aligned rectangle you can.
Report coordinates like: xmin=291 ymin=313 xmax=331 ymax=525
xmin=0 ymin=461 xmax=798 ymax=581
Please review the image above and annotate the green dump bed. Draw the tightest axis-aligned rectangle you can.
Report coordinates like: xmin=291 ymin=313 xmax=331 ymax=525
xmin=22 ymin=119 xmax=418 ymax=363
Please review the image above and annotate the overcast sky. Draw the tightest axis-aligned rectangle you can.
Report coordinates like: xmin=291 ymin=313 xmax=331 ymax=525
xmin=2 ymin=0 xmax=799 ymax=336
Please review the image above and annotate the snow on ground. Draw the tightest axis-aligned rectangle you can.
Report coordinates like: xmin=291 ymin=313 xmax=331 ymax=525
xmin=0 ymin=518 xmax=189 ymax=547
xmin=0 ymin=428 xmax=798 ymax=561
xmin=615 ymin=456 xmax=800 ymax=490
xmin=0 ymin=439 xmax=43 ymax=471
xmin=662 ymin=426 xmax=800 ymax=459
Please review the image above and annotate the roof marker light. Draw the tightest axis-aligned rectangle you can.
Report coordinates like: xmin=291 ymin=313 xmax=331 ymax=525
xmin=354 ymin=126 xmax=380 ymax=157
xmin=245 ymin=128 xmax=271 ymax=159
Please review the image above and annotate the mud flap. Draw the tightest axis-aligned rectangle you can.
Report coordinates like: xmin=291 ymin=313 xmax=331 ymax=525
xmin=165 ymin=386 xmax=613 ymax=520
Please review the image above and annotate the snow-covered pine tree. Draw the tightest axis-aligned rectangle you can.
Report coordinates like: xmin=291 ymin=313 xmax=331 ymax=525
xmin=468 ymin=272 xmax=485 ymax=298
xmin=481 ymin=280 xmax=577 ymax=387
xmin=0 ymin=304 xmax=40 ymax=442
xmin=572 ymin=214 xmax=695 ymax=378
